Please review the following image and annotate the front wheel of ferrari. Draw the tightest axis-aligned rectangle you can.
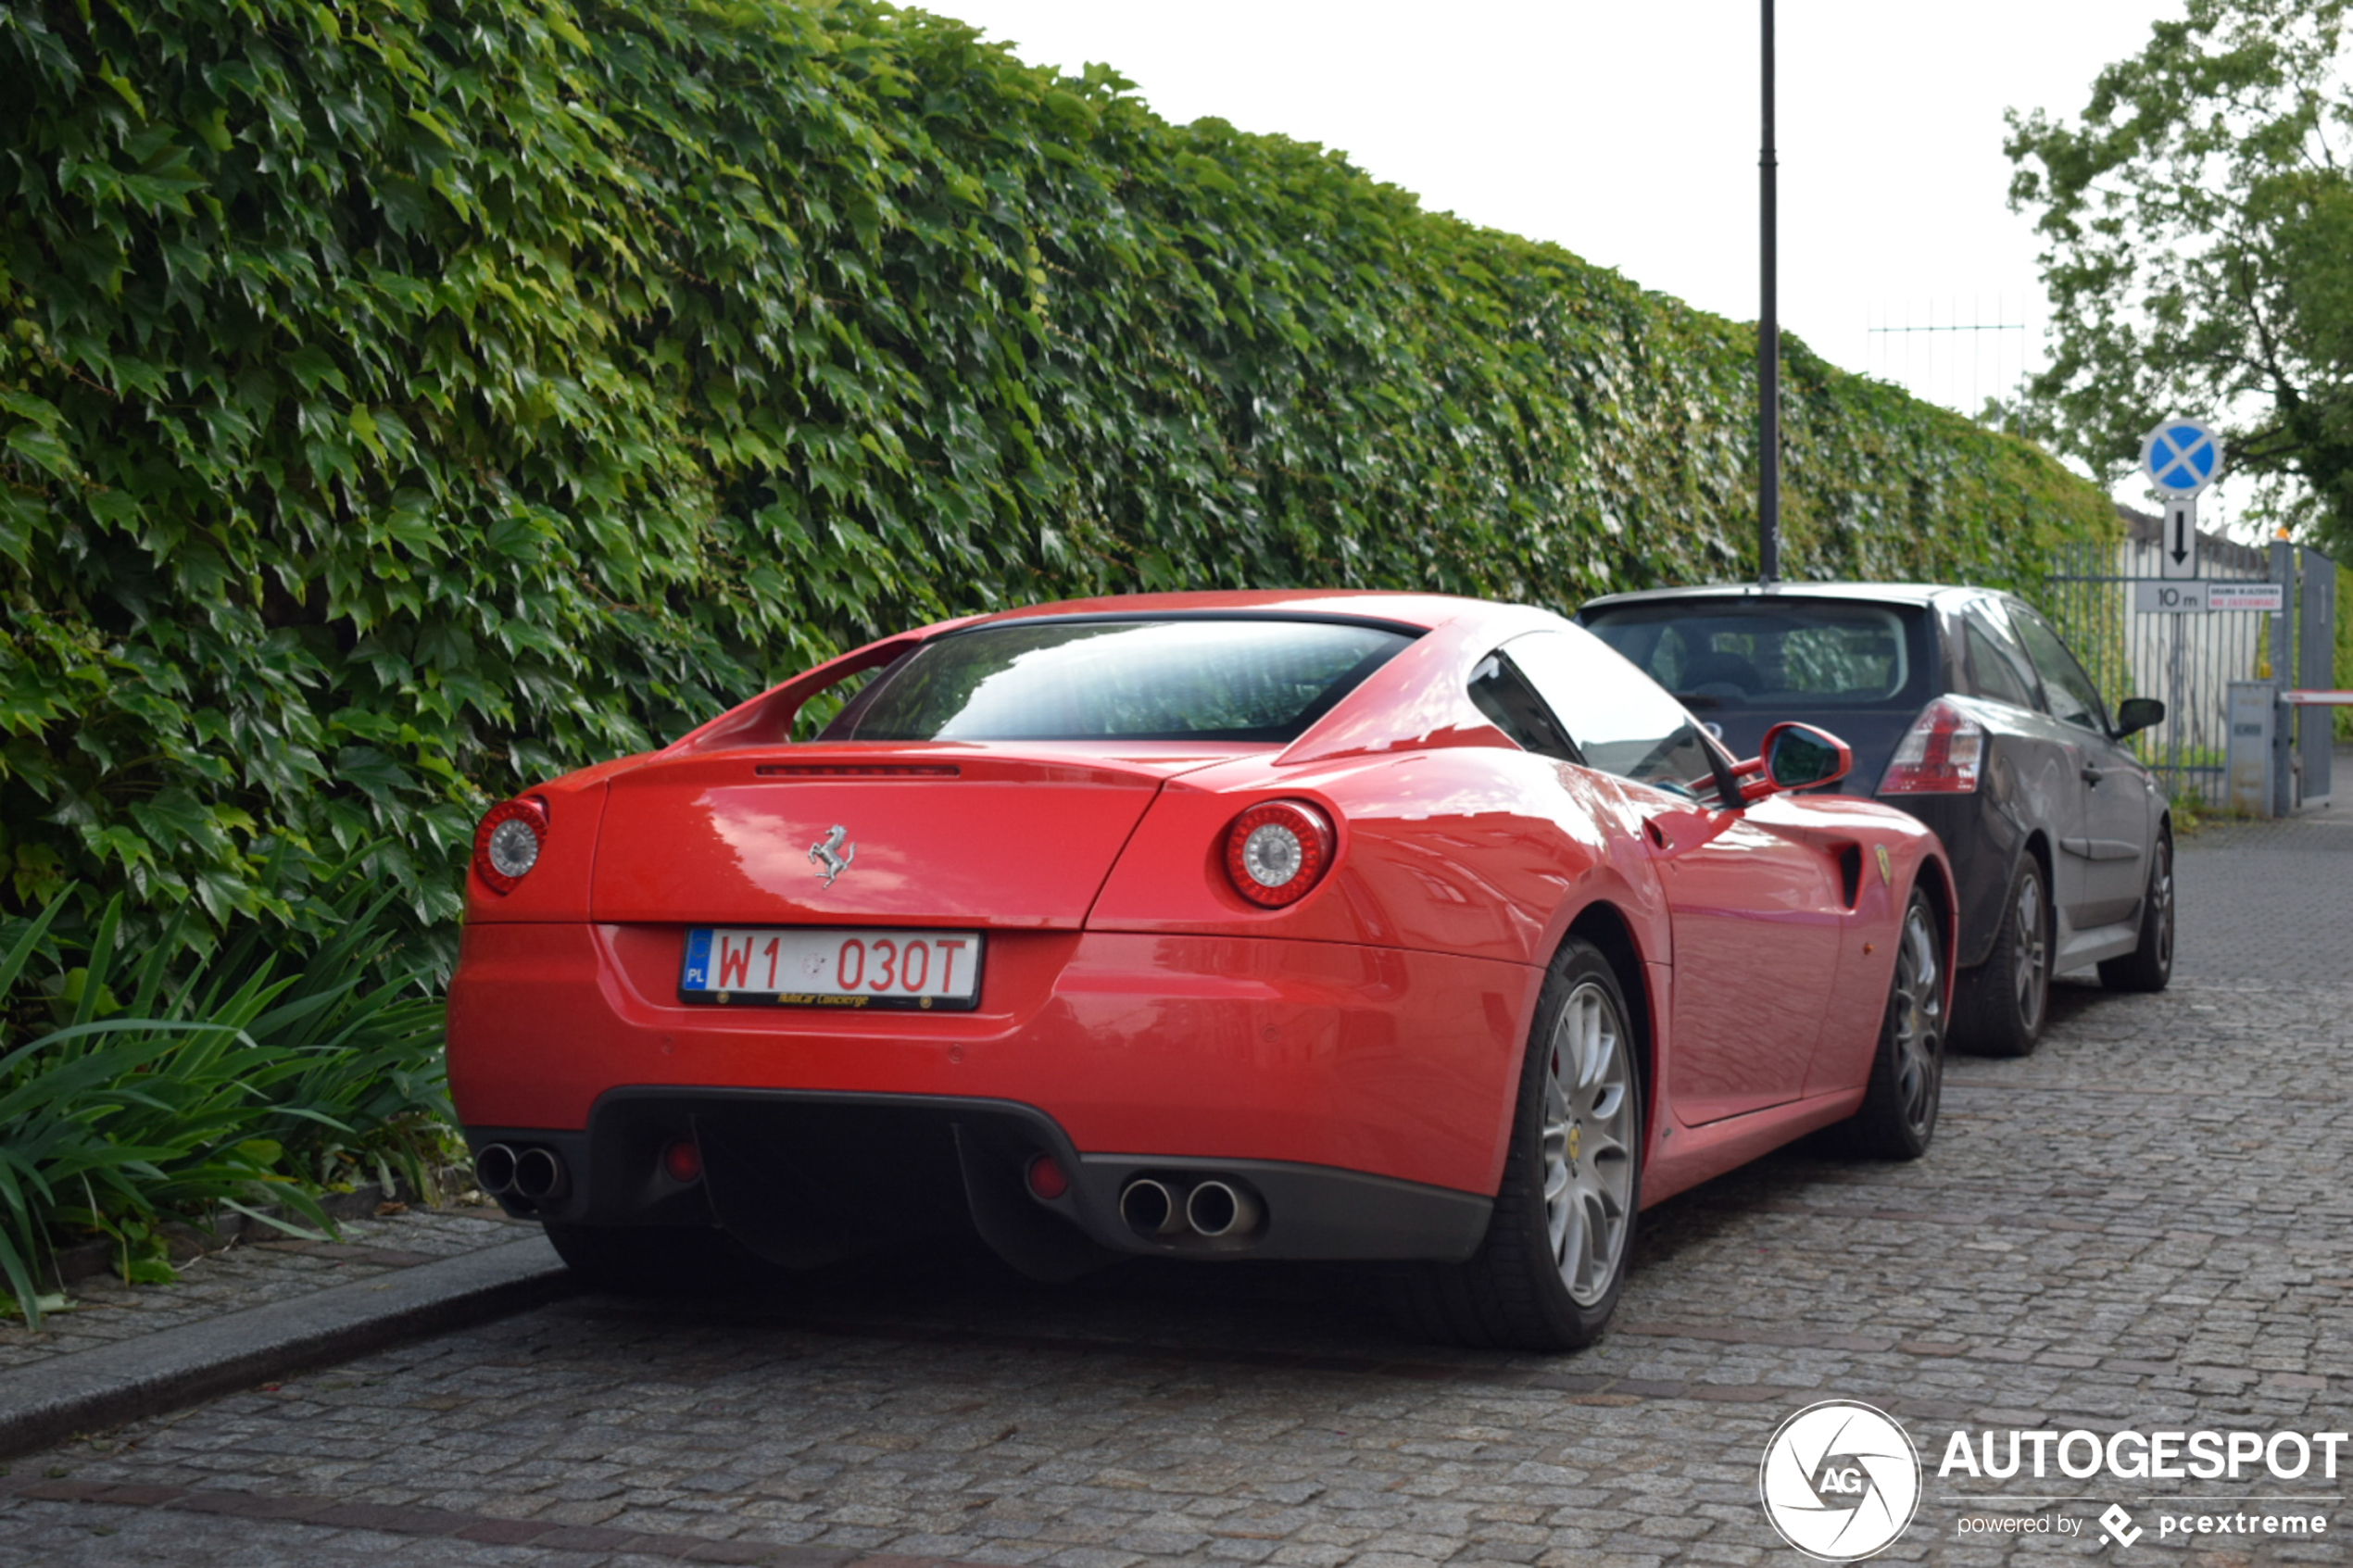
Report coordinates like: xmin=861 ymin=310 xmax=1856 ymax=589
xmin=1389 ymin=939 xmax=1642 ymax=1352
xmin=1832 ymin=887 xmax=1946 ymax=1160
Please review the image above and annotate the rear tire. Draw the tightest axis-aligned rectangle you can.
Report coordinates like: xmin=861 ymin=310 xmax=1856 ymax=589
xmin=1388 ymin=940 xmax=1642 ymax=1351
xmin=2097 ymin=832 xmax=2173 ymax=993
xmin=1954 ymin=856 xmax=2049 ymax=1058
xmin=542 ymin=1223 xmax=765 ymax=1294
xmin=1832 ymin=887 xmax=1945 ymax=1160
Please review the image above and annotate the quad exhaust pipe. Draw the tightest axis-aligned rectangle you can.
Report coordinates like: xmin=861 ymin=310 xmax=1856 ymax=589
xmin=1185 ymin=1180 xmax=1260 ymax=1238
xmin=514 ymin=1146 xmax=570 ymax=1202
xmin=1118 ymin=1175 xmax=1263 ymax=1240
xmin=1118 ymin=1177 xmax=1188 ymax=1236
xmin=473 ymin=1142 xmax=569 ymax=1205
xmin=473 ymin=1143 xmax=518 ymax=1196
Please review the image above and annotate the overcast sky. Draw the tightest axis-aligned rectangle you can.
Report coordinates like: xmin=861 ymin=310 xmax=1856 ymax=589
xmin=925 ymin=1 xmax=2197 ymax=511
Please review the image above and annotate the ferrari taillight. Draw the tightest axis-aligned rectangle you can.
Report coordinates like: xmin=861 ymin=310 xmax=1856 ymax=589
xmin=472 ymin=796 xmax=549 ymax=893
xmin=1223 ymin=800 xmax=1335 ymax=909
xmin=1878 ymin=699 xmax=1984 ymax=794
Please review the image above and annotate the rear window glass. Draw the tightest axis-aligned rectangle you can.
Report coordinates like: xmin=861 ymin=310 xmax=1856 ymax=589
xmin=823 ymin=619 xmax=1414 ymax=743
xmin=1581 ymin=600 xmax=1926 ymax=712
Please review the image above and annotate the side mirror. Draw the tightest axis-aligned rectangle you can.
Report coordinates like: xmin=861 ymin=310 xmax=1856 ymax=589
xmin=2114 ymin=696 xmax=2165 ymax=737
xmin=1755 ymin=721 xmax=1854 ymax=797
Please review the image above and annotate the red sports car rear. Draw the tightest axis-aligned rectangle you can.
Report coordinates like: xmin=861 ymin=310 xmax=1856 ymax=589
xmin=449 ymin=591 xmax=1953 ymax=1348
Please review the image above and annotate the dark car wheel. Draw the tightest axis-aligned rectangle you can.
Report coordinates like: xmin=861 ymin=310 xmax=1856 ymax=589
xmin=543 ymin=1222 xmax=765 ymax=1294
xmin=1388 ymin=939 xmax=1641 ymax=1351
xmin=1955 ymin=856 xmax=2049 ymax=1058
xmin=1832 ymin=887 xmax=1945 ymax=1160
xmin=2097 ymin=831 xmax=2174 ymax=993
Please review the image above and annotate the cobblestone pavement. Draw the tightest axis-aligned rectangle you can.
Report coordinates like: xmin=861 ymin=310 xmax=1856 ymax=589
xmin=0 ymin=1206 xmax=541 ymax=1374
xmin=6 ymin=822 xmax=2350 ymax=1565
xmin=2171 ymin=765 xmax=2351 ymax=989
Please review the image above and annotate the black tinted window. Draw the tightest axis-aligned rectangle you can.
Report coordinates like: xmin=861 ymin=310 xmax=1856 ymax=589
xmin=1964 ymin=611 xmax=2038 ymax=709
xmin=1584 ymin=600 xmax=1927 ymax=711
xmin=1468 ymin=652 xmax=1580 ymax=761
xmin=826 ymin=619 xmax=1412 ymax=743
xmin=2011 ymin=608 xmax=2109 ymax=733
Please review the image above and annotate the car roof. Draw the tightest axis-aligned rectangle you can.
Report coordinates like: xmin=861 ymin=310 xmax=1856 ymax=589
xmin=1579 ymin=581 xmax=2002 ymax=612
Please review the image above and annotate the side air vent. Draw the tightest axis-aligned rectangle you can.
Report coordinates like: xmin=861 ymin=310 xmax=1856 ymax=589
xmin=1835 ymin=845 xmax=1863 ymax=909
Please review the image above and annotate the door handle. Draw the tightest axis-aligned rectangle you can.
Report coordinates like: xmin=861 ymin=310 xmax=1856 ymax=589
xmin=2080 ymin=765 xmax=2105 ymax=785
xmin=1643 ymin=809 xmax=1723 ymax=856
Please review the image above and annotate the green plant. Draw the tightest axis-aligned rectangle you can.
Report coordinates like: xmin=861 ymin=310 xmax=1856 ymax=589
xmin=2339 ymin=564 xmax=2352 ymax=741
xmin=0 ymin=854 xmax=448 ymax=1327
xmin=0 ymin=0 xmax=2121 ymax=972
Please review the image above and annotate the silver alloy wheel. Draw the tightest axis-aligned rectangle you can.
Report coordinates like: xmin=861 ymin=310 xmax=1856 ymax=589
xmin=2152 ymin=837 xmax=2174 ymax=968
xmin=1541 ymin=980 xmax=1636 ymax=1306
xmin=1890 ymin=899 xmax=1944 ymax=1134
xmin=2013 ymin=868 xmax=2048 ymax=1031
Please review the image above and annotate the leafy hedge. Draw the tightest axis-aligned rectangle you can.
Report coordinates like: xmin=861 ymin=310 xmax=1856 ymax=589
xmin=0 ymin=0 xmax=2120 ymax=958
xmin=0 ymin=849 xmax=448 ymax=1325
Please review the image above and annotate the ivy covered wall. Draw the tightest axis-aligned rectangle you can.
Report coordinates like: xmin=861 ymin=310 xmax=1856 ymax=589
xmin=0 ymin=0 xmax=2119 ymax=952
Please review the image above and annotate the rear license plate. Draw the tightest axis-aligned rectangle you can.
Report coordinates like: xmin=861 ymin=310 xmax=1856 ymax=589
xmin=679 ymin=927 xmax=984 ymax=1010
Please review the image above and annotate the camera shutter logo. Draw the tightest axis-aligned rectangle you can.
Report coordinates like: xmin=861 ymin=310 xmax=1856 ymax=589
xmin=1758 ymin=1400 xmax=1922 ymax=1561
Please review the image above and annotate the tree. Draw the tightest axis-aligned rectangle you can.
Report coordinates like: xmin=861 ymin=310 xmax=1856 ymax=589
xmin=2007 ymin=0 xmax=2353 ymax=555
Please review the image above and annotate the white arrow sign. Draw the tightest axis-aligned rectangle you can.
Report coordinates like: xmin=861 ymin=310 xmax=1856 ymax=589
xmin=2160 ymin=497 xmax=2198 ymax=580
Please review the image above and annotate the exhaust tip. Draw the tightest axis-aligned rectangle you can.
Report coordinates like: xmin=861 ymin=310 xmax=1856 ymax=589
xmin=473 ymin=1143 xmax=518 ymax=1196
xmin=1119 ymin=1177 xmax=1186 ymax=1237
xmin=512 ymin=1146 xmax=571 ymax=1203
xmin=1185 ymin=1179 xmax=1261 ymax=1238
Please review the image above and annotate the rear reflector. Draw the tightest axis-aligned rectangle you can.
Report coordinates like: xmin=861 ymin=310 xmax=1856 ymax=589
xmin=1879 ymin=699 xmax=1985 ymax=794
xmin=662 ymin=1139 xmax=703 ymax=1184
xmin=1026 ymin=1154 xmax=1069 ymax=1200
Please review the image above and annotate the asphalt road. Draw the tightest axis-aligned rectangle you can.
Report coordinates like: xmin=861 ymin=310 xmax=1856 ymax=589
xmin=5 ymin=801 xmax=2348 ymax=1567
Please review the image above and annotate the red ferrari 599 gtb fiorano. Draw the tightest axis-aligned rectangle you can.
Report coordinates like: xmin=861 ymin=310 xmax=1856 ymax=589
xmin=450 ymin=591 xmax=1955 ymax=1349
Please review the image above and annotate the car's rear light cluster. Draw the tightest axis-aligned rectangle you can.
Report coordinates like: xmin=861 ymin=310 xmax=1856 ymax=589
xmin=472 ymin=796 xmax=550 ymax=893
xmin=1223 ymin=800 xmax=1335 ymax=908
xmin=1878 ymin=699 xmax=1984 ymax=794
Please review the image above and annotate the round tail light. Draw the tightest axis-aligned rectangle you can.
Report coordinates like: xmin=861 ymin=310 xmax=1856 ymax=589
xmin=1223 ymin=800 xmax=1335 ymax=908
xmin=472 ymin=797 xmax=549 ymax=894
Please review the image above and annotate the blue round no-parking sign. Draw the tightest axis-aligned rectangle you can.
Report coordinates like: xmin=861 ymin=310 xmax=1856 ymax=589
xmin=2141 ymin=418 xmax=2221 ymax=496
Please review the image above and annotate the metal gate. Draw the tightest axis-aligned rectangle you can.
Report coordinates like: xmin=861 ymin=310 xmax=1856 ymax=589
xmin=2036 ymin=519 xmax=2337 ymax=809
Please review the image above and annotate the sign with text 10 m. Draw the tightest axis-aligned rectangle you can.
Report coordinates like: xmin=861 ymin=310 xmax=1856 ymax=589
xmin=2133 ymin=582 xmax=2284 ymax=614
xmin=2142 ymin=417 xmax=2222 ymax=581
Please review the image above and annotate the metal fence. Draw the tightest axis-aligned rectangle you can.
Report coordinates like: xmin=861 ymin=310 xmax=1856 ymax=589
xmin=2036 ymin=528 xmax=2338 ymax=809
xmin=2038 ymin=533 xmax=2271 ymax=808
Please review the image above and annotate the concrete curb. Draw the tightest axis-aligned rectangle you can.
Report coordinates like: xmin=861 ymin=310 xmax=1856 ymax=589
xmin=0 ymin=1235 xmax=575 ymax=1461
xmin=37 ymin=1181 xmax=413 ymax=1292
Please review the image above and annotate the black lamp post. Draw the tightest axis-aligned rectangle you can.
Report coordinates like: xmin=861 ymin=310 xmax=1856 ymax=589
xmin=1757 ymin=0 xmax=1780 ymax=584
